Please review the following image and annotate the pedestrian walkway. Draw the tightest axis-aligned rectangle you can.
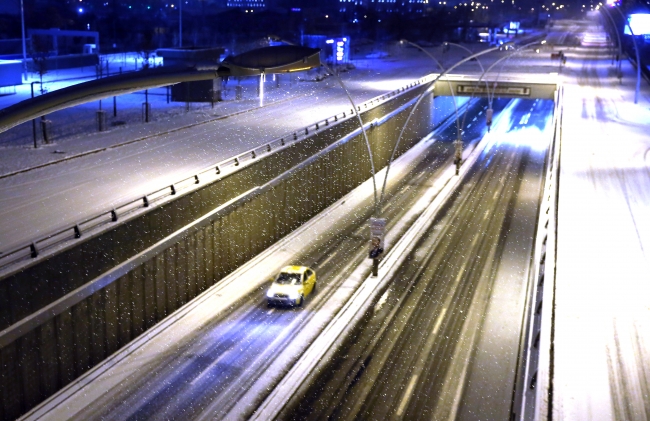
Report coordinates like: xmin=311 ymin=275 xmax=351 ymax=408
xmin=0 ymin=58 xmax=326 ymax=176
xmin=553 ymin=43 xmax=650 ymax=419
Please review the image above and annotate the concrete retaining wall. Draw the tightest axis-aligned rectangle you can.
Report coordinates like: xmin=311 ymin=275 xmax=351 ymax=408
xmin=0 ymin=87 xmax=439 ymax=421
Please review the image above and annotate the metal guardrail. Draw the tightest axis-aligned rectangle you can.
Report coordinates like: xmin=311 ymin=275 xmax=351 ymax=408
xmin=0 ymin=74 xmax=436 ymax=276
xmin=515 ymin=83 xmax=563 ymax=420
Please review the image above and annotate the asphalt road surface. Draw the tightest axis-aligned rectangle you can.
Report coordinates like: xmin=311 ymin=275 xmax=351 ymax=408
xmin=284 ymin=97 xmax=553 ymax=421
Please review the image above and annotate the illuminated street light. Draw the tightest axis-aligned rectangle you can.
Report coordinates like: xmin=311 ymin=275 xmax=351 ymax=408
xmin=219 ymin=45 xmax=322 ymax=77
xmin=220 ymin=44 xmax=322 ymax=108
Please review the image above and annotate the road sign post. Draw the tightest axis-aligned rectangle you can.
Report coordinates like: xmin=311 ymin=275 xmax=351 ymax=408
xmin=486 ymin=108 xmax=493 ymax=131
xmin=369 ymin=218 xmax=386 ymax=277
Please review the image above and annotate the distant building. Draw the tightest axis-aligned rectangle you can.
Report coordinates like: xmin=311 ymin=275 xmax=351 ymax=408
xmin=221 ymin=0 xmax=432 ymax=14
xmin=225 ymin=0 xmax=268 ymax=9
xmin=337 ymin=0 xmax=432 ymax=14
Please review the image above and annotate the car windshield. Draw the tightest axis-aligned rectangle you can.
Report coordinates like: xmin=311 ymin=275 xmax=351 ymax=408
xmin=275 ymin=272 xmax=302 ymax=285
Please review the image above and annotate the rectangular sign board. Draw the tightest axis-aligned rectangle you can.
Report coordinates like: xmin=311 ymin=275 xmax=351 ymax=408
xmin=457 ymin=85 xmax=531 ymax=96
xmin=369 ymin=217 xmax=386 ymax=248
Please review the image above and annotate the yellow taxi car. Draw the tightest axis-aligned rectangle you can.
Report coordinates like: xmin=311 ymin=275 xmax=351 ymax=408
xmin=266 ymin=266 xmax=317 ymax=307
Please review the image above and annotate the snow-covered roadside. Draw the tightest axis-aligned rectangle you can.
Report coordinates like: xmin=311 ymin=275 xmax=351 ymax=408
xmin=553 ymin=28 xmax=650 ymax=420
xmin=0 ymin=53 xmax=445 ymax=175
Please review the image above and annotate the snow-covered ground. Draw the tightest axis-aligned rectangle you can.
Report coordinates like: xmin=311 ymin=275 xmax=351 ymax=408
xmin=552 ymin=22 xmax=650 ymax=420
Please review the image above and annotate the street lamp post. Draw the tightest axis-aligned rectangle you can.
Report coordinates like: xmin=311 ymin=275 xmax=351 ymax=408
xmin=30 ymin=81 xmax=43 ymax=148
xmin=379 ymin=46 xmax=502 ymax=207
xmin=400 ymin=39 xmax=462 ymax=162
xmin=402 ymin=39 xmax=479 ymax=172
xmin=380 ymin=39 xmax=548 ymax=205
xmin=605 ymin=4 xmax=641 ymax=103
xmin=473 ymin=41 xmax=550 ymax=120
xmin=268 ymin=35 xmax=379 ymax=213
xmin=442 ymin=42 xmax=497 ymax=132
xmin=20 ymin=0 xmax=28 ymax=82
xmin=599 ymin=6 xmax=623 ymax=80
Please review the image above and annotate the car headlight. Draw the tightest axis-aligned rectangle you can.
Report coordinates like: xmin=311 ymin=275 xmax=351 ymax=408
xmin=288 ymin=290 xmax=300 ymax=299
xmin=266 ymin=289 xmax=275 ymax=298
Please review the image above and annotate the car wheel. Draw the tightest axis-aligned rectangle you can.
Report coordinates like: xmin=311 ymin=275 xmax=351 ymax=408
xmin=313 ymin=283 xmax=317 ymax=293
xmin=297 ymin=295 xmax=304 ymax=307
xmin=267 ymin=300 xmax=273 ymax=308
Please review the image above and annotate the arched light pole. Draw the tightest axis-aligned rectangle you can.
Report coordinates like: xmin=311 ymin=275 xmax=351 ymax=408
xmin=443 ymin=42 xmax=494 ymax=132
xmin=400 ymin=39 xmax=462 ymax=153
xmin=400 ymin=39 xmax=491 ymax=179
xmin=442 ymin=42 xmax=498 ymax=131
xmin=487 ymin=40 xmax=547 ymax=94
xmin=269 ymin=35 xmax=379 ymax=213
xmin=442 ymin=42 xmax=487 ymax=73
xmin=603 ymin=3 xmax=641 ymax=103
xmin=599 ymin=5 xmax=623 ymax=77
xmin=379 ymin=46 xmax=502 ymax=207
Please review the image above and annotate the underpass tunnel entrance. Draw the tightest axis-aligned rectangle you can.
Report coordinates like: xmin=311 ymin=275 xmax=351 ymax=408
xmin=432 ymin=76 xmax=559 ymax=100
xmin=432 ymin=76 xmax=559 ymax=143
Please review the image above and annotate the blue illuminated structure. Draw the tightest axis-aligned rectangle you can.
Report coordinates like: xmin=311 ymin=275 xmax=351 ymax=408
xmin=624 ymin=13 xmax=650 ymax=35
xmin=325 ymin=37 xmax=350 ymax=63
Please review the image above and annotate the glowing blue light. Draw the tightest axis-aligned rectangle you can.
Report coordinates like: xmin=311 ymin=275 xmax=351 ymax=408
xmin=326 ymin=39 xmax=334 ymax=44
xmin=78 ymin=7 xmax=83 ymax=13
xmin=625 ymin=14 xmax=650 ymax=35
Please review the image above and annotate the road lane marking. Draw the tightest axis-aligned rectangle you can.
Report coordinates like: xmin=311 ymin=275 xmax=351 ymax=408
xmin=190 ymin=351 xmax=228 ymax=386
xmin=432 ymin=308 xmax=447 ymax=335
xmin=267 ymin=309 xmax=275 ymax=315
xmin=319 ymin=250 xmax=338 ymax=268
xmin=396 ymin=374 xmax=419 ymax=416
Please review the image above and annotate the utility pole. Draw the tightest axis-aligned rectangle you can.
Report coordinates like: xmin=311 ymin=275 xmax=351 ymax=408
xmin=179 ymin=0 xmax=183 ymax=47
xmin=20 ymin=0 xmax=28 ymax=81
